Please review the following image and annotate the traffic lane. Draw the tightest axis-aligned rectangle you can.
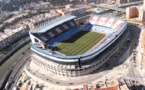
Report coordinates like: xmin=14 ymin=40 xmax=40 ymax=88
xmin=9 ymin=57 xmax=30 ymax=90
xmin=7 ymin=51 xmax=31 ymax=90
xmin=127 ymin=26 xmax=143 ymax=86
xmin=10 ymin=62 xmax=27 ymax=90
xmin=8 ymin=51 xmax=30 ymax=82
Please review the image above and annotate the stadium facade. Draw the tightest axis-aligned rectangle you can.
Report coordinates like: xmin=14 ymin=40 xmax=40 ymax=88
xmin=27 ymin=15 xmax=128 ymax=77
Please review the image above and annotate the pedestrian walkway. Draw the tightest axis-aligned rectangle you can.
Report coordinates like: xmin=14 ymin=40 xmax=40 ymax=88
xmin=23 ymin=60 xmax=129 ymax=90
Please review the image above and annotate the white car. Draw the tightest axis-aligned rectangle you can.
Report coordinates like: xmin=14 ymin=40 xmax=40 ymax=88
xmin=12 ymin=87 xmax=18 ymax=90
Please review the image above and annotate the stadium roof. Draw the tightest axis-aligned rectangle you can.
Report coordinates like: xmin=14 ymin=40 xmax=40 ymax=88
xmin=31 ymin=15 xmax=76 ymax=33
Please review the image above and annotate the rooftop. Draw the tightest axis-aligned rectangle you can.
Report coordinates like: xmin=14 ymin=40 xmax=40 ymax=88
xmin=31 ymin=15 xmax=76 ymax=33
xmin=0 ymin=32 xmax=8 ymax=41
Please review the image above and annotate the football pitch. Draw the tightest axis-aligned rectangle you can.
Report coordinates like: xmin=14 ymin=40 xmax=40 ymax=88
xmin=55 ymin=31 xmax=105 ymax=56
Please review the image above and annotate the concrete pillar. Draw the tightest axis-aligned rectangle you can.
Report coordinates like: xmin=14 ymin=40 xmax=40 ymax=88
xmin=29 ymin=33 xmax=36 ymax=44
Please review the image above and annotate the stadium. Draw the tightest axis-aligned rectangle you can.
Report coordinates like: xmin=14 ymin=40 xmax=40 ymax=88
xmin=28 ymin=15 xmax=128 ymax=77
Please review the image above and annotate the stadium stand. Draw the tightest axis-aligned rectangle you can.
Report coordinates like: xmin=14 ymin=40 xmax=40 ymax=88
xmin=59 ymin=25 xmax=66 ymax=32
xmin=63 ymin=24 xmax=69 ymax=30
xmin=29 ymin=19 xmax=79 ymax=46
xmin=51 ymin=29 xmax=59 ymax=36
xmin=30 ymin=15 xmax=127 ymax=62
xmin=70 ymin=21 xmax=75 ymax=27
xmin=32 ymin=15 xmax=126 ymax=57
xmin=28 ymin=15 xmax=128 ymax=78
xmin=47 ymin=26 xmax=79 ymax=46
xmin=88 ymin=16 xmax=124 ymax=31
xmin=55 ymin=28 xmax=62 ymax=34
xmin=85 ymin=24 xmax=114 ymax=34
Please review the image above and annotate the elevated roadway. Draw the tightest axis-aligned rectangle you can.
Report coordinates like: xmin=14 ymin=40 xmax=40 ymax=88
xmin=96 ymin=5 xmax=126 ymax=12
xmin=94 ymin=1 xmax=143 ymax=13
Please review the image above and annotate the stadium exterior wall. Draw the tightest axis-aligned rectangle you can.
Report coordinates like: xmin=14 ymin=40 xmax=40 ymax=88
xmin=27 ymin=28 xmax=129 ymax=77
xmin=27 ymin=15 xmax=128 ymax=77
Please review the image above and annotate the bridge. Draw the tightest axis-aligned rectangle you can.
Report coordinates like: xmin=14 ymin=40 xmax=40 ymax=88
xmin=94 ymin=1 xmax=143 ymax=13
xmin=96 ymin=5 xmax=126 ymax=12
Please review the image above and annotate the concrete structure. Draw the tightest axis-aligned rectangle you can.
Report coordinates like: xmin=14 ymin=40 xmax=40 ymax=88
xmin=27 ymin=12 xmax=61 ymax=31
xmin=79 ymin=0 xmax=97 ymax=3
xmin=126 ymin=6 xmax=138 ymax=19
xmin=78 ymin=0 xmax=114 ymax=3
xmin=65 ymin=4 xmax=74 ymax=9
xmin=117 ymin=0 xmax=127 ymax=4
xmin=28 ymin=6 xmax=88 ymax=31
xmin=55 ymin=8 xmax=86 ymax=17
xmin=126 ymin=0 xmax=145 ymax=22
xmin=47 ymin=0 xmax=78 ymax=6
xmin=117 ymin=0 xmax=140 ymax=4
xmin=0 ymin=26 xmax=29 ymax=51
xmin=68 ymin=0 xmax=115 ymax=3
xmin=138 ymin=6 xmax=145 ymax=22
xmin=28 ymin=14 xmax=61 ymax=31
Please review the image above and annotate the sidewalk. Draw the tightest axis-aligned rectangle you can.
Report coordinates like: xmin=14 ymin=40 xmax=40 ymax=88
xmin=23 ymin=59 xmax=129 ymax=90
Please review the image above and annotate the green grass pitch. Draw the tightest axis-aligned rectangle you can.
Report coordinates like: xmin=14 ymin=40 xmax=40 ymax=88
xmin=55 ymin=31 xmax=105 ymax=56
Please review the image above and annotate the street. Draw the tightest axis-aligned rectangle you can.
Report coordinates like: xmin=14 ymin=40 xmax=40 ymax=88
xmin=6 ymin=50 xmax=31 ymax=90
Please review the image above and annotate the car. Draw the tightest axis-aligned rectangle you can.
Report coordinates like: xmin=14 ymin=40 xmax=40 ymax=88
xmin=121 ymin=47 xmax=125 ymax=50
xmin=96 ymin=84 xmax=100 ymax=88
xmin=69 ymin=83 xmax=73 ymax=85
xmin=4 ymin=82 xmax=10 ymax=90
xmin=133 ymin=56 xmax=136 ymax=60
xmin=105 ymin=63 xmax=110 ymax=67
xmin=12 ymin=87 xmax=19 ymax=90
xmin=27 ymin=81 xmax=31 ymax=85
xmin=133 ymin=49 xmax=136 ymax=55
xmin=24 ymin=79 xmax=27 ymax=82
xmin=17 ymin=82 xmax=22 ymax=87
xmin=133 ymin=64 xmax=137 ymax=67
xmin=56 ymin=82 xmax=59 ymax=84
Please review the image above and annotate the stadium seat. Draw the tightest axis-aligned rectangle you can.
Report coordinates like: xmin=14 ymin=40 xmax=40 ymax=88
xmin=85 ymin=24 xmax=114 ymax=34
xmin=46 ymin=16 xmax=125 ymax=48
xmin=63 ymin=24 xmax=69 ymax=30
xmin=47 ymin=27 xmax=79 ymax=46
xmin=55 ymin=28 xmax=62 ymax=34
xmin=51 ymin=29 xmax=58 ymax=36
xmin=95 ymin=16 xmax=102 ymax=25
xmin=70 ymin=21 xmax=75 ymax=27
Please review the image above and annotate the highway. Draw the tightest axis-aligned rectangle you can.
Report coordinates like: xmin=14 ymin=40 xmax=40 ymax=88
xmin=5 ymin=51 xmax=31 ymax=90
xmin=124 ymin=25 xmax=145 ymax=90
xmin=96 ymin=5 xmax=126 ymax=12
xmin=93 ymin=1 xmax=143 ymax=13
